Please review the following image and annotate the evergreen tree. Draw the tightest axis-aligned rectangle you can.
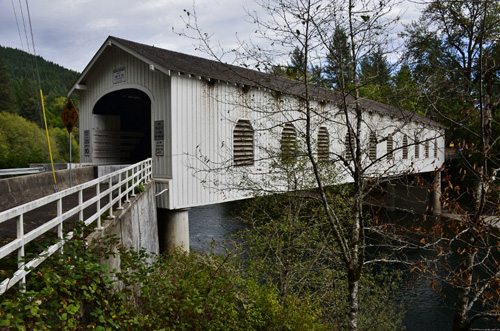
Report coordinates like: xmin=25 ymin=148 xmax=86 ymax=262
xmin=0 ymin=59 xmax=17 ymax=114
xmin=289 ymin=46 xmax=306 ymax=78
xmin=358 ymin=47 xmax=392 ymax=102
xmin=14 ymin=78 xmax=43 ymax=127
xmin=324 ymin=26 xmax=354 ymax=91
xmin=273 ymin=46 xmax=324 ymax=86
xmin=390 ymin=64 xmax=421 ymax=113
xmin=404 ymin=0 xmax=500 ymax=140
xmin=0 ymin=46 xmax=79 ymax=97
xmin=359 ymin=48 xmax=390 ymax=86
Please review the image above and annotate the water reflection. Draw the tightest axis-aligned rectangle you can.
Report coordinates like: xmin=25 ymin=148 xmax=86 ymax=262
xmin=189 ymin=201 xmax=247 ymax=252
xmin=399 ymin=278 xmax=453 ymax=330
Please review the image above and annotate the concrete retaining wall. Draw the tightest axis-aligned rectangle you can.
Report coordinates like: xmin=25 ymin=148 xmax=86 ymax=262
xmin=86 ymin=182 xmax=159 ymax=273
xmin=0 ymin=167 xmax=96 ymax=212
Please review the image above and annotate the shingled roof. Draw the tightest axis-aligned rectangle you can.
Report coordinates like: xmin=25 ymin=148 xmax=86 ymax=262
xmin=70 ymin=36 xmax=444 ymax=128
xmin=110 ymin=36 xmax=331 ymax=99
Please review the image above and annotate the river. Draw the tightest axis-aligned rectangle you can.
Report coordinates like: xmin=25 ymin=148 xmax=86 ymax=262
xmin=188 ymin=201 xmax=498 ymax=330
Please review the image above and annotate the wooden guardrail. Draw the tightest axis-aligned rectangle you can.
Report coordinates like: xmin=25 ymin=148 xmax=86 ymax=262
xmin=0 ymin=158 xmax=152 ymax=295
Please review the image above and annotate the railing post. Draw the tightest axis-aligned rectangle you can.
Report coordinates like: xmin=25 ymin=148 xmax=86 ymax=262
xmin=140 ymin=162 xmax=144 ymax=184
xmin=17 ymin=214 xmax=25 ymax=289
xmin=130 ymin=167 xmax=136 ymax=198
xmin=78 ymin=189 xmax=84 ymax=222
xmin=138 ymin=162 xmax=142 ymax=185
xmin=149 ymin=159 xmax=152 ymax=181
xmin=96 ymin=183 xmax=103 ymax=230
xmin=117 ymin=172 xmax=123 ymax=210
xmin=108 ymin=177 xmax=115 ymax=219
xmin=125 ymin=171 xmax=130 ymax=203
xmin=57 ymin=198 xmax=63 ymax=253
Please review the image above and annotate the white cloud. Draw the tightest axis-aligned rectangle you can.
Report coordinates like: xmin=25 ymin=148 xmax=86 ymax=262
xmin=86 ymin=18 xmax=120 ymax=31
xmin=0 ymin=0 xmax=424 ymax=73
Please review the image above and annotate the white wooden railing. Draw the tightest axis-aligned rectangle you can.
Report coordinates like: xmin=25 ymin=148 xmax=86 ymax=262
xmin=0 ymin=158 xmax=153 ymax=295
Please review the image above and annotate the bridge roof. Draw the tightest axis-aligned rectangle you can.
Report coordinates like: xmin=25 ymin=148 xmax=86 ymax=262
xmin=69 ymin=36 xmax=444 ymax=129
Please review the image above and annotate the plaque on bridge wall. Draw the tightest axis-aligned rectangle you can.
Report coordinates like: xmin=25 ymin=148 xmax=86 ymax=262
xmin=112 ymin=67 xmax=126 ymax=84
xmin=155 ymin=140 xmax=164 ymax=157
xmin=154 ymin=120 xmax=164 ymax=156
xmin=154 ymin=120 xmax=164 ymax=140
xmin=84 ymin=130 xmax=90 ymax=157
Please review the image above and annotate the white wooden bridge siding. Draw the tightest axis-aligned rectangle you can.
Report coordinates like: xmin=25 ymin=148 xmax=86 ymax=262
xmin=76 ymin=42 xmax=444 ymax=211
xmin=78 ymin=46 xmax=172 ymax=178
xmin=167 ymin=76 xmax=445 ymax=209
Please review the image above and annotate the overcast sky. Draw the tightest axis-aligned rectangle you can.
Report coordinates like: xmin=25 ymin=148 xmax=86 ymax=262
xmin=0 ymin=0 xmax=423 ymax=73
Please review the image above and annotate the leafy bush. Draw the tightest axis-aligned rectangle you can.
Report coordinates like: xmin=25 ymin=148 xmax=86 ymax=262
xmin=0 ymin=223 xmax=328 ymax=330
xmin=114 ymin=247 xmax=327 ymax=330
xmin=0 ymin=111 xmax=80 ymax=169
xmin=50 ymin=126 xmax=80 ymax=163
xmin=233 ymin=193 xmax=405 ymax=330
xmin=0 ymin=112 xmax=50 ymax=168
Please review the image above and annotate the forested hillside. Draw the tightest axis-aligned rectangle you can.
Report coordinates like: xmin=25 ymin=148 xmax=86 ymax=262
xmin=0 ymin=46 xmax=79 ymax=96
xmin=0 ymin=46 xmax=80 ymax=168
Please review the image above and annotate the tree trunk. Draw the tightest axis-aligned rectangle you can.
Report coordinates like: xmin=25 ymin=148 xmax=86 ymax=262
xmin=452 ymin=314 xmax=471 ymax=331
xmin=452 ymin=249 xmax=474 ymax=331
xmin=348 ymin=265 xmax=361 ymax=331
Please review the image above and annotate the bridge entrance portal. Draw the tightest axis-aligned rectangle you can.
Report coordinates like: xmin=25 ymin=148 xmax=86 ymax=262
xmin=92 ymin=89 xmax=151 ymax=164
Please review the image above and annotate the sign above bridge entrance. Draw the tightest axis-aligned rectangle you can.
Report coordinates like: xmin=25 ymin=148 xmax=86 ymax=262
xmin=61 ymin=99 xmax=78 ymax=133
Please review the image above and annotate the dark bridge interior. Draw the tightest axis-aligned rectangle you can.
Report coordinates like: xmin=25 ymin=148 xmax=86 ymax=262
xmin=93 ymin=89 xmax=151 ymax=163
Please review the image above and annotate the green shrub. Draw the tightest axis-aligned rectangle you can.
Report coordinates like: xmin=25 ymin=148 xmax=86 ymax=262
xmin=0 ymin=224 xmax=122 ymax=330
xmin=233 ymin=194 xmax=405 ymax=330
xmin=0 ymin=223 xmax=328 ymax=330
xmin=0 ymin=112 xmax=49 ymax=168
xmin=134 ymin=183 xmax=145 ymax=194
xmin=116 ymin=248 xmax=327 ymax=330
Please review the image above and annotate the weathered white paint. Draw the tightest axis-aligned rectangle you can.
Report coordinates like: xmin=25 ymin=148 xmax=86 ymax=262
xmin=76 ymin=45 xmax=172 ymax=179
xmin=70 ymin=37 xmax=445 ymax=211
xmin=167 ymin=78 xmax=445 ymax=209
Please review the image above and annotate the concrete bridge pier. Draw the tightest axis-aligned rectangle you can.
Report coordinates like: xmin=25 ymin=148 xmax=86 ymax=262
xmin=431 ymin=171 xmax=442 ymax=216
xmin=384 ymin=172 xmax=442 ymax=215
xmin=157 ymin=208 xmax=190 ymax=254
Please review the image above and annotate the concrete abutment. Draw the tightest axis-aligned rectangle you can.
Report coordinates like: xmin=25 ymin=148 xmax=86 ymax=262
xmin=86 ymin=181 xmax=159 ymax=273
xmin=157 ymin=208 xmax=190 ymax=254
xmin=86 ymin=182 xmax=191 ymax=258
xmin=431 ymin=171 xmax=442 ymax=216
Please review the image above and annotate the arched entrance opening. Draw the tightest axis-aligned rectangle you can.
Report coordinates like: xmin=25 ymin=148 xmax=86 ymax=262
xmin=92 ymin=89 xmax=151 ymax=164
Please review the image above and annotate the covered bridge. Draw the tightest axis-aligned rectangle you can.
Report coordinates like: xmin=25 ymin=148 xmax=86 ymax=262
xmin=68 ymin=36 xmax=445 ymax=251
